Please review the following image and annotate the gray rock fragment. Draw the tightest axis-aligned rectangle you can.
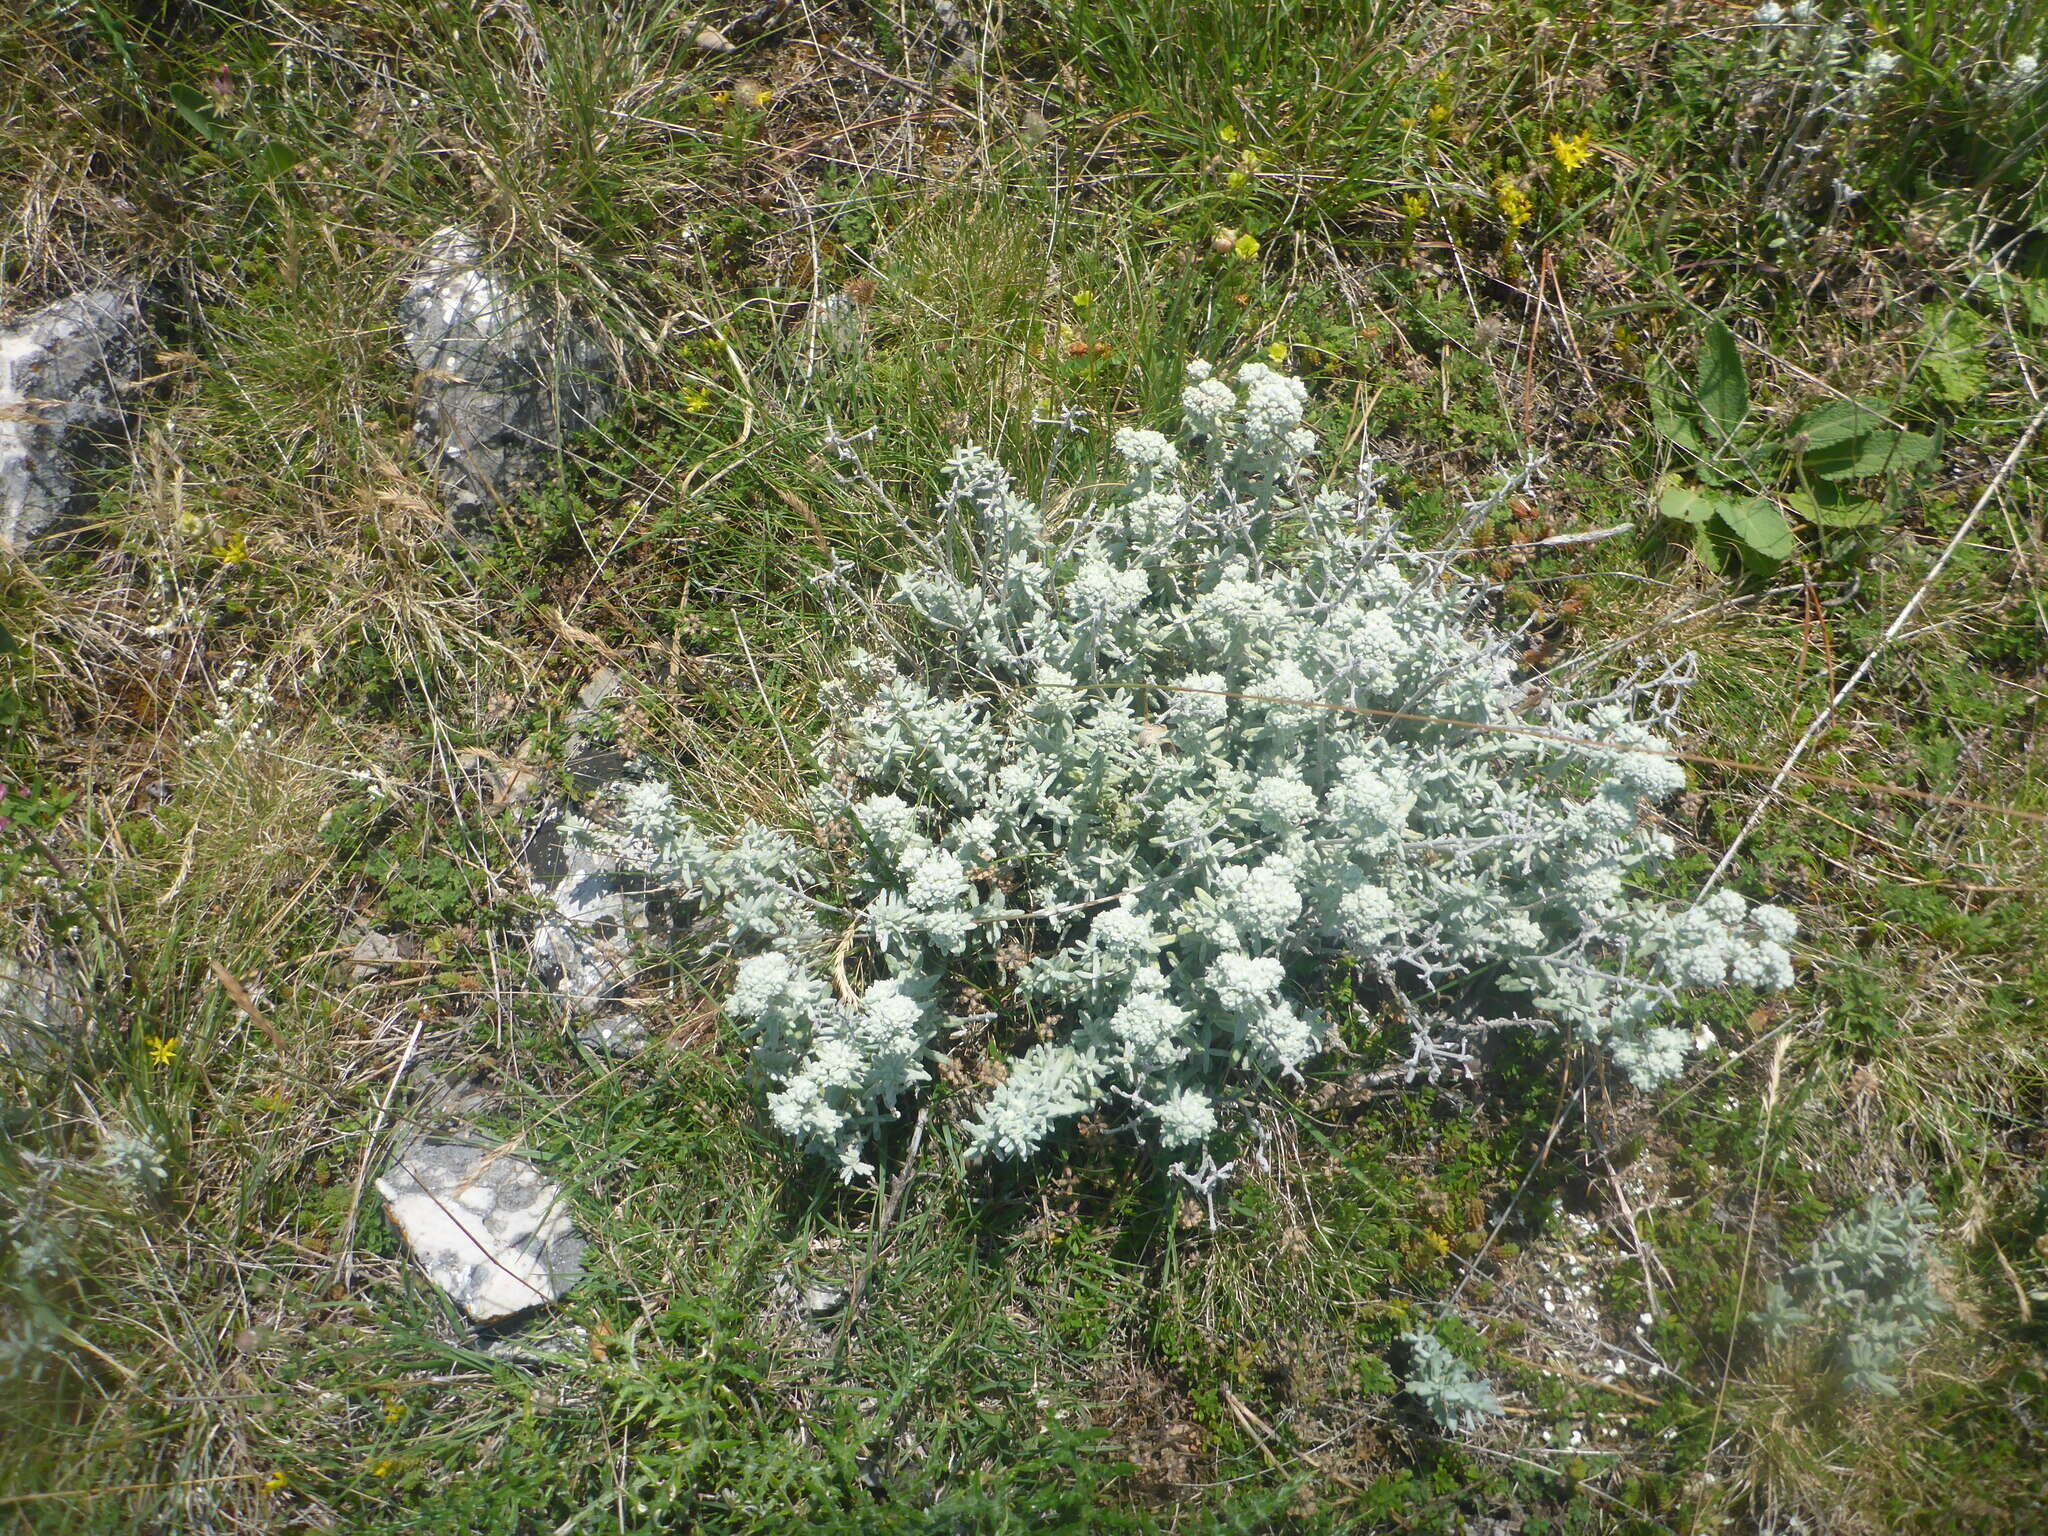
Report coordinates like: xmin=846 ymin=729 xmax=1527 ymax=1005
xmin=349 ymin=930 xmax=419 ymax=981
xmin=801 ymin=1282 xmax=849 ymax=1320
xmin=375 ymin=1140 xmax=585 ymax=1324
xmin=0 ymin=288 xmax=151 ymax=550
xmin=525 ymin=806 xmax=646 ymax=1010
xmin=575 ymin=666 xmax=624 ymax=716
xmin=0 ymin=946 xmax=89 ymax=1070
xmin=574 ymin=1011 xmax=649 ymax=1058
xmin=521 ymin=743 xmax=673 ymax=1016
xmin=399 ymin=228 xmax=615 ymax=539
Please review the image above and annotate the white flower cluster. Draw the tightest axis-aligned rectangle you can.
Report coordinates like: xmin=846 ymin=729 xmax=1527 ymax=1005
xmin=184 ymin=659 xmax=276 ymax=753
xmin=579 ymin=360 xmax=1795 ymax=1180
xmin=1748 ymin=3 xmax=2039 ymax=105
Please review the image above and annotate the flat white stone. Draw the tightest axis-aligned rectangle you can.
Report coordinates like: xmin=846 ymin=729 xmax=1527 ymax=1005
xmin=376 ymin=1141 xmax=584 ymax=1324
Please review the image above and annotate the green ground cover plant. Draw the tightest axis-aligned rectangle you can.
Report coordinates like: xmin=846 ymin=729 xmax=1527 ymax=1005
xmin=2 ymin=1 xmax=2046 ymax=1531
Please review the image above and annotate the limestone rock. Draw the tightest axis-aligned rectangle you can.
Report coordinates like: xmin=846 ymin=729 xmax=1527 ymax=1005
xmin=0 ymin=946 xmax=89 ymax=1071
xmin=575 ymin=666 xmax=625 ymax=716
xmin=0 ymin=288 xmax=151 ymax=550
xmin=376 ymin=1140 xmax=585 ymax=1324
xmin=521 ymin=740 xmax=674 ymax=1013
xmin=574 ymin=1011 xmax=649 ymax=1058
xmin=349 ymin=930 xmax=419 ymax=981
xmin=399 ymin=228 xmax=615 ymax=539
xmin=524 ymin=807 xmax=671 ymax=1010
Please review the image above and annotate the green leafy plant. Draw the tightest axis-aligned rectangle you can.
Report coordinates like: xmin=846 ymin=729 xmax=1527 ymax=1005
xmin=1915 ymin=303 xmax=1989 ymax=407
xmin=1650 ymin=319 xmax=1937 ymax=569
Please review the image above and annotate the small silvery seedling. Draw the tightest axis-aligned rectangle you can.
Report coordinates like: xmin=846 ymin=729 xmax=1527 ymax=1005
xmin=1401 ymin=1327 xmax=1503 ymax=1435
xmin=577 ymin=360 xmax=1796 ymax=1181
xmin=1752 ymin=1188 xmax=1945 ymax=1395
xmin=100 ymin=1131 xmax=170 ymax=1198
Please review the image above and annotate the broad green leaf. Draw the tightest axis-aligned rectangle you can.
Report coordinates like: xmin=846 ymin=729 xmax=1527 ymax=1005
xmin=1656 ymin=475 xmax=1718 ymax=524
xmin=167 ymin=82 xmax=230 ymax=149
xmin=1712 ymin=494 xmax=1796 ymax=561
xmin=1734 ymin=532 xmax=1788 ymax=577
xmin=1646 ymin=357 xmax=1701 ymax=454
xmin=1789 ymin=398 xmax=1888 ymax=450
xmin=1916 ymin=305 xmax=1987 ymax=405
xmin=1663 ymin=481 xmax=1795 ymax=560
xmin=1695 ymin=318 xmax=1749 ymax=441
xmin=1802 ymin=425 xmax=1937 ymax=481
xmin=1786 ymin=489 xmax=1888 ymax=529
xmin=248 ymin=140 xmax=302 ymax=178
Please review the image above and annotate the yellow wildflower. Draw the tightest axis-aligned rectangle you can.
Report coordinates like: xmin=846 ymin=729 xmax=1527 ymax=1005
xmin=1226 ymin=170 xmax=1248 ymax=190
xmin=1549 ymin=131 xmax=1594 ymax=173
xmin=146 ymin=1035 xmax=179 ymax=1067
xmin=1265 ymin=341 xmax=1288 ymax=365
xmin=212 ymin=532 xmax=247 ymax=564
xmin=1071 ymin=288 xmax=1094 ymax=309
xmin=682 ymin=387 xmax=712 ymax=414
xmin=261 ymin=1471 xmax=288 ymax=1495
xmin=751 ymin=87 xmax=774 ymax=109
xmin=1219 ymin=125 xmax=1239 ymax=145
xmin=383 ymin=1397 xmax=406 ymax=1425
xmin=366 ymin=1456 xmax=399 ymax=1478
xmin=1493 ymin=175 xmax=1533 ymax=231
xmin=1427 ymin=101 xmax=1450 ymax=125
xmin=708 ymin=90 xmax=729 ymax=108
xmin=1402 ymin=191 xmax=1428 ymax=221
xmin=1232 ymin=232 xmax=1260 ymax=262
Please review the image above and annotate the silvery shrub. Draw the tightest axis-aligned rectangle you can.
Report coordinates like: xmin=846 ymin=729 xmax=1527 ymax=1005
xmin=576 ymin=360 xmax=1795 ymax=1181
